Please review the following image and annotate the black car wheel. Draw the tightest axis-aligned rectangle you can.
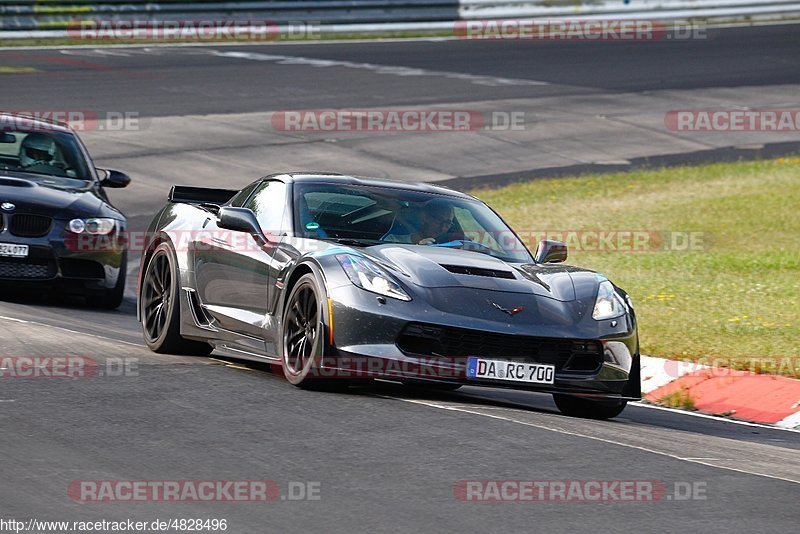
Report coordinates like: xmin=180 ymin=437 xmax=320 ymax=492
xmin=140 ymin=243 xmax=212 ymax=355
xmin=553 ymin=394 xmax=627 ymax=420
xmin=281 ymin=273 xmax=334 ymax=389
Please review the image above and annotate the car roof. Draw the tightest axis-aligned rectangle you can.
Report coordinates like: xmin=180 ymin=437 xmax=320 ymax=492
xmin=0 ymin=112 xmax=75 ymax=134
xmin=273 ymin=172 xmax=476 ymax=201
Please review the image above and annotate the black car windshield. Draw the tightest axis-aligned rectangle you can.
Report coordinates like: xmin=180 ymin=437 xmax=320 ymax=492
xmin=0 ymin=127 xmax=93 ymax=186
xmin=294 ymin=182 xmax=532 ymax=263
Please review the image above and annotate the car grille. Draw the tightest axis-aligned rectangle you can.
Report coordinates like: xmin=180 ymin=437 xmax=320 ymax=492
xmin=10 ymin=214 xmax=52 ymax=237
xmin=0 ymin=259 xmax=56 ymax=279
xmin=397 ymin=323 xmax=603 ymax=373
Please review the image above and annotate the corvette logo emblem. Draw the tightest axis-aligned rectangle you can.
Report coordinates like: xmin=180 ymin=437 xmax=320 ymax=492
xmin=1 ymin=202 xmax=14 ymax=211
xmin=488 ymin=300 xmax=523 ymax=316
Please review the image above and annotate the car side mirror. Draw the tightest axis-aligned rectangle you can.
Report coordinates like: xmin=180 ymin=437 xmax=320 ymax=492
xmin=218 ymin=207 xmax=263 ymax=236
xmin=99 ymin=169 xmax=131 ymax=188
xmin=535 ymin=239 xmax=567 ymax=263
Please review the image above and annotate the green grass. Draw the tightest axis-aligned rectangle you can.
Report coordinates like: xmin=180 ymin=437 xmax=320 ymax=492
xmin=658 ymin=388 xmax=697 ymax=411
xmin=472 ymin=157 xmax=800 ymax=376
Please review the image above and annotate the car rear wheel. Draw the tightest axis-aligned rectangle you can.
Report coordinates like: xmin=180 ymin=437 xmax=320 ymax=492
xmin=281 ymin=273 xmax=337 ymax=389
xmin=553 ymin=394 xmax=627 ymax=420
xmin=140 ymin=243 xmax=212 ymax=355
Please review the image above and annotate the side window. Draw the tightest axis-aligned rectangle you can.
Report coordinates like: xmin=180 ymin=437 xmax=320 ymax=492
xmin=245 ymin=180 xmax=288 ymax=235
xmin=228 ymin=181 xmax=261 ymax=207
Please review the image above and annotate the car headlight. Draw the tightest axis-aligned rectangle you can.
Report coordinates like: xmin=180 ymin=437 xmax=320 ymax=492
xmin=336 ymin=254 xmax=411 ymax=301
xmin=68 ymin=218 xmax=116 ymax=235
xmin=592 ymin=280 xmax=625 ymax=320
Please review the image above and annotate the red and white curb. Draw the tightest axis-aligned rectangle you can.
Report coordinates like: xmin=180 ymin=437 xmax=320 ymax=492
xmin=640 ymin=355 xmax=800 ymax=429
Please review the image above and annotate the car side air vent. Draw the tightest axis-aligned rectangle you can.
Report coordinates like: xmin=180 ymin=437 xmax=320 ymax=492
xmin=185 ymin=289 xmax=216 ymax=329
xmin=441 ymin=264 xmax=516 ymax=279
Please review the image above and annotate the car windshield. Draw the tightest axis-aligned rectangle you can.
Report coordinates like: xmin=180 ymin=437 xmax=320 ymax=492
xmin=0 ymin=127 xmax=93 ymax=187
xmin=294 ymin=182 xmax=532 ymax=263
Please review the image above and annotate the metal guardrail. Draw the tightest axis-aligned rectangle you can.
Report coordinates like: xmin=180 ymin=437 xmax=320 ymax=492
xmin=459 ymin=0 xmax=800 ymax=19
xmin=0 ymin=0 xmax=799 ymax=35
xmin=0 ymin=1 xmax=461 ymax=30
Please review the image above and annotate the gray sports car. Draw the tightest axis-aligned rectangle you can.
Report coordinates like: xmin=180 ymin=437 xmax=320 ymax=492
xmin=137 ymin=173 xmax=640 ymax=419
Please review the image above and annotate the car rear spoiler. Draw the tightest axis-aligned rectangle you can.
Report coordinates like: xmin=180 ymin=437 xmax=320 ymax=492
xmin=168 ymin=185 xmax=238 ymax=206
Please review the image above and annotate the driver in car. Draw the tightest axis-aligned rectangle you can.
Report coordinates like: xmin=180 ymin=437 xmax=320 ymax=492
xmin=18 ymin=133 xmax=65 ymax=174
xmin=383 ymin=198 xmax=455 ymax=244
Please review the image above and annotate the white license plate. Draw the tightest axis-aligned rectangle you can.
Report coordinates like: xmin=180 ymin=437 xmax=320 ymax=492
xmin=0 ymin=243 xmax=28 ymax=258
xmin=466 ymin=357 xmax=555 ymax=385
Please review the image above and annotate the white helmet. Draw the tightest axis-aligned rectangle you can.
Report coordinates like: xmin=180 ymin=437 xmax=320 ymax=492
xmin=20 ymin=133 xmax=57 ymax=168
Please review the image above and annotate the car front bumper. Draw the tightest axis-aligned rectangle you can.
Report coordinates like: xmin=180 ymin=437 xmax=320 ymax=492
xmin=0 ymin=221 xmax=125 ymax=291
xmin=321 ymin=284 xmax=641 ymax=400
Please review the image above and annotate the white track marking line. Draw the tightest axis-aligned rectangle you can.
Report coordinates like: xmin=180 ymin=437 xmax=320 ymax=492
xmin=380 ymin=395 xmax=800 ymax=485
xmin=0 ymin=314 xmax=143 ymax=348
xmin=452 ymin=389 xmax=800 ymax=433
xmin=1 ymin=36 xmax=454 ymax=52
xmin=0 ymin=315 xmax=28 ymax=323
xmin=210 ymin=50 xmax=548 ymax=87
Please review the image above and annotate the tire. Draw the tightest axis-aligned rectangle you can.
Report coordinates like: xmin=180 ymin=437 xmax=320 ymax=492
xmin=402 ymin=379 xmax=462 ymax=392
xmin=552 ymin=394 xmax=627 ymax=420
xmin=91 ymin=251 xmax=127 ymax=309
xmin=281 ymin=273 xmax=337 ymax=390
xmin=140 ymin=243 xmax=212 ymax=355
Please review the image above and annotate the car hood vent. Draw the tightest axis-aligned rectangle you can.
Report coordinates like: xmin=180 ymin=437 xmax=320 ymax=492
xmin=0 ymin=177 xmax=35 ymax=188
xmin=440 ymin=264 xmax=516 ymax=279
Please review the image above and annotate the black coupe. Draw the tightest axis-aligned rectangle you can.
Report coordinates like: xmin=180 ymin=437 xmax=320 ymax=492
xmin=0 ymin=113 xmax=130 ymax=308
xmin=137 ymin=173 xmax=640 ymax=419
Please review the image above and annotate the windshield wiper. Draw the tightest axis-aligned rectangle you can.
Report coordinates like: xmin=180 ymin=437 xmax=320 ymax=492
xmin=322 ymin=237 xmax=380 ymax=247
xmin=431 ymin=240 xmax=519 ymax=262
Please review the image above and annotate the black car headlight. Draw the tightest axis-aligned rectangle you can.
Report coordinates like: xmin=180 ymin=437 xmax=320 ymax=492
xmin=592 ymin=280 xmax=626 ymax=320
xmin=68 ymin=218 xmax=116 ymax=235
xmin=336 ymin=254 xmax=411 ymax=301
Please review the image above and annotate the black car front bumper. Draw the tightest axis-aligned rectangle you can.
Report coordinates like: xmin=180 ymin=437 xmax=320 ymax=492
xmin=0 ymin=217 xmax=125 ymax=291
xmin=322 ymin=284 xmax=641 ymax=400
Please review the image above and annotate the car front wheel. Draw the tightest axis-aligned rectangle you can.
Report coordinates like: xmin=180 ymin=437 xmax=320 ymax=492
xmin=140 ymin=243 xmax=212 ymax=355
xmin=281 ymin=273 xmax=331 ymax=389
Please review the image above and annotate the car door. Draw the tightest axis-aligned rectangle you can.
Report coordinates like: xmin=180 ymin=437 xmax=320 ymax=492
xmin=194 ymin=180 xmax=289 ymax=351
